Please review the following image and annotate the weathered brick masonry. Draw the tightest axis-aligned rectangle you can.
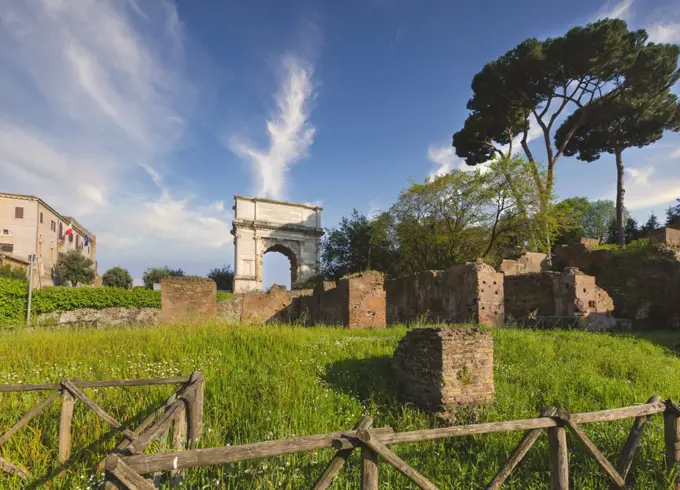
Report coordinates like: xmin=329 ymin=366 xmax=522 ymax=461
xmin=160 ymin=277 xmax=216 ymax=323
xmin=386 ymin=262 xmax=504 ymax=326
xmin=392 ymin=327 xmax=494 ymax=410
xmin=504 ymin=268 xmax=615 ymax=330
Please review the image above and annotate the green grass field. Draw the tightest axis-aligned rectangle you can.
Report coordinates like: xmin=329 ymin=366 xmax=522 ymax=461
xmin=1 ymin=324 xmax=680 ymax=489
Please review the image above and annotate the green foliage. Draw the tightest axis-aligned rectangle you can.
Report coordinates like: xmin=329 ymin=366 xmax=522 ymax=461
xmin=216 ymin=291 xmax=234 ymax=302
xmin=667 ymin=199 xmax=680 ymax=226
xmin=102 ymin=266 xmax=133 ymax=289
xmin=0 ymin=277 xmax=28 ymax=326
xmin=553 ymin=198 xmax=619 ymax=243
xmin=0 ymin=264 xmax=27 ymax=283
xmin=55 ymin=250 xmax=94 ymax=286
xmin=642 ymin=213 xmax=661 ymax=233
xmin=321 ymin=209 xmax=399 ymax=280
xmin=1 ymin=324 xmax=680 ymax=487
xmin=142 ymin=266 xmax=184 ymax=289
xmin=207 ymin=265 xmax=234 ymax=292
xmin=605 ymin=216 xmax=642 ymax=245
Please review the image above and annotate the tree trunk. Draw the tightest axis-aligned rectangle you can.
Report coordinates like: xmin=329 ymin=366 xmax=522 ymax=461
xmin=615 ymin=148 xmax=625 ymax=247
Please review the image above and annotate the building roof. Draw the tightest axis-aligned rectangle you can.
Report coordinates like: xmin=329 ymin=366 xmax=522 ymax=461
xmin=0 ymin=192 xmax=96 ymax=241
xmin=233 ymin=194 xmax=323 ymax=211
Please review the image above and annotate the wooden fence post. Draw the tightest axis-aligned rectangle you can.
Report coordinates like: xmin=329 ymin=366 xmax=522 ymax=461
xmin=664 ymin=400 xmax=680 ymax=488
xmin=170 ymin=403 xmax=188 ymax=488
xmin=361 ymin=441 xmax=379 ymax=490
xmin=548 ymin=418 xmax=569 ymax=490
xmin=59 ymin=383 xmax=75 ymax=463
xmin=186 ymin=372 xmax=204 ymax=450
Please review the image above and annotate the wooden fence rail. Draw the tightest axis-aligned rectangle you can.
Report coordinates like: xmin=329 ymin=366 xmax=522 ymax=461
xmin=110 ymin=396 xmax=679 ymax=490
xmin=0 ymin=372 xmax=204 ymax=485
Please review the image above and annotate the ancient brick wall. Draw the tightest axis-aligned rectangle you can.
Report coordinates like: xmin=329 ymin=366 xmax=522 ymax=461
xmin=648 ymin=227 xmax=680 ymax=249
xmin=239 ymin=286 xmax=313 ymax=324
xmin=346 ymin=272 xmax=386 ymax=329
xmin=499 ymin=252 xmax=548 ymax=276
xmin=160 ymin=277 xmax=216 ymax=323
xmin=385 ymin=262 xmax=503 ymax=326
xmin=551 ymin=243 xmax=680 ymax=328
xmin=315 ymin=281 xmax=348 ymax=325
xmin=392 ymin=327 xmax=494 ymax=411
xmin=504 ymin=269 xmax=615 ymax=330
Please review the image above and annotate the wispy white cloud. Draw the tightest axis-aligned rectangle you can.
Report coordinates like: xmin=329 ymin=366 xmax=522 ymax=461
xmin=598 ymin=164 xmax=680 ymax=211
xmin=427 ymin=115 xmax=543 ymax=179
xmin=228 ymin=55 xmax=316 ymax=200
xmin=0 ymin=0 xmax=231 ymax=277
xmin=647 ymin=22 xmax=680 ymax=43
xmin=594 ymin=0 xmax=634 ymax=21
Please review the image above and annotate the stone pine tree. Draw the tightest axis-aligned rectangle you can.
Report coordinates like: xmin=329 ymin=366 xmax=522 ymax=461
xmin=452 ymin=19 xmax=678 ymax=252
xmin=55 ymin=250 xmax=95 ymax=286
xmin=555 ymin=89 xmax=680 ymax=245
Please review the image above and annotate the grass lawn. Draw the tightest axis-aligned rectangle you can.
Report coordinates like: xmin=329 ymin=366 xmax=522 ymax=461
xmin=1 ymin=324 xmax=680 ymax=489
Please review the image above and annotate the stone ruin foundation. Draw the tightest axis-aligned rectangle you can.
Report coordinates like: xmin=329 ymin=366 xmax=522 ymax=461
xmin=504 ymin=268 xmax=615 ymax=330
xmin=392 ymin=327 xmax=494 ymax=412
xmin=499 ymin=251 xmax=548 ymax=276
xmin=160 ymin=277 xmax=217 ymax=323
xmin=386 ymin=261 xmax=504 ymax=326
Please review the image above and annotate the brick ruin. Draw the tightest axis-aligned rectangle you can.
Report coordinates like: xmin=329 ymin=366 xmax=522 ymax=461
xmin=392 ymin=327 xmax=494 ymax=410
xmin=218 ymin=272 xmax=386 ymax=329
xmin=504 ymin=268 xmax=615 ymax=330
xmin=385 ymin=262 xmax=504 ymax=326
xmin=499 ymin=252 xmax=548 ymax=276
xmin=160 ymin=277 xmax=217 ymax=323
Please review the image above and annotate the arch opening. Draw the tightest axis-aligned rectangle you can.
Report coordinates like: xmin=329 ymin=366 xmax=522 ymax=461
xmin=263 ymin=244 xmax=298 ymax=290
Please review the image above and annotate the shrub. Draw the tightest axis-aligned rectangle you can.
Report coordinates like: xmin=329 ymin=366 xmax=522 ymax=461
xmin=102 ymin=266 xmax=133 ymax=289
xmin=0 ymin=277 xmax=28 ymax=325
xmin=142 ymin=266 xmax=184 ymax=289
xmin=208 ymin=265 xmax=234 ymax=292
xmin=0 ymin=263 xmax=27 ymax=283
xmin=55 ymin=250 xmax=95 ymax=286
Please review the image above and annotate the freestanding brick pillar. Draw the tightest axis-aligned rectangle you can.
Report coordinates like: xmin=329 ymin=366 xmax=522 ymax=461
xmin=392 ymin=327 xmax=494 ymax=411
xmin=160 ymin=277 xmax=217 ymax=323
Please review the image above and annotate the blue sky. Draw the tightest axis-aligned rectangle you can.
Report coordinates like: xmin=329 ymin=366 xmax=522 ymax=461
xmin=1 ymin=0 xmax=679 ymax=287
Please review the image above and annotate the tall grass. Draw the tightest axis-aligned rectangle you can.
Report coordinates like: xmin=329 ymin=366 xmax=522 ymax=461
xmin=1 ymin=324 xmax=680 ymax=489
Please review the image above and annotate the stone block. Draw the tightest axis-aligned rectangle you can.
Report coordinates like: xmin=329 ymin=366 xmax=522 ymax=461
xmin=160 ymin=277 xmax=216 ymax=323
xmin=392 ymin=327 xmax=494 ymax=411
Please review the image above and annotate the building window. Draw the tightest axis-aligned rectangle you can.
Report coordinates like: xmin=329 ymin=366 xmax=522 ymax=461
xmin=76 ymin=235 xmax=80 ymax=247
xmin=0 ymin=243 xmax=13 ymax=253
xmin=15 ymin=207 xmax=23 ymax=219
xmin=68 ymin=233 xmax=73 ymax=243
xmin=51 ymin=220 xmax=56 ymax=232
xmin=59 ymin=223 xmax=63 ymax=239
xmin=2 ymin=229 xmax=8 ymax=236
xmin=40 ymin=212 xmax=43 ymax=224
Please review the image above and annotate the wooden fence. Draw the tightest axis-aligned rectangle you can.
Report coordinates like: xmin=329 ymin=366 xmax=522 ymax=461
xmin=0 ymin=371 xmax=204 ymax=484
xmin=103 ymin=395 xmax=680 ymax=489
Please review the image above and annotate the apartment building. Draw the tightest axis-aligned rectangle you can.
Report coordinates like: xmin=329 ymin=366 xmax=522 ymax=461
xmin=0 ymin=192 xmax=97 ymax=287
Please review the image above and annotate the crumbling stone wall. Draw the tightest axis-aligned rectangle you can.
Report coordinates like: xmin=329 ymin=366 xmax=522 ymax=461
xmin=392 ymin=327 xmax=494 ymax=411
xmin=499 ymin=252 xmax=548 ymax=276
xmin=648 ymin=227 xmax=680 ymax=249
xmin=36 ymin=307 xmax=159 ymax=327
xmin=385 ymin=262 xmax=503 ymax=326
xmin=160 ymin=277 xmax=217 ymax=323
xmin=238 ymin=286 xmax=313 ymax=324
xmin=552 ymin=243 xmax=680 ymax=328
xmin=346 ymin=272 xmax=386 ymax=329
xmin=504 ymin=268 xmax=615 ymax=330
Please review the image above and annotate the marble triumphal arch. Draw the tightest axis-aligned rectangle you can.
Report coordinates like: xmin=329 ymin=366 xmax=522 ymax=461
xmin=231 ymin=195 xmax=323 ymax=293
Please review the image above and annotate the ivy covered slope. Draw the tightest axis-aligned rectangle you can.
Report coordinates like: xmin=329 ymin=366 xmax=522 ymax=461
xmin=0 ymin=278 xmax=233 ymax=327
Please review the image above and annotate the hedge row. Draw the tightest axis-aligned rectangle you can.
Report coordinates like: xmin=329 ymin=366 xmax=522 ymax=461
xmin=0 ymin=278 xmax=163 ymax=326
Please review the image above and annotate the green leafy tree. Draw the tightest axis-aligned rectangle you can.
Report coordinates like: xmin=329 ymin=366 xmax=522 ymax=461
xmin=452 ymin=19 xmax=677 ymax=250
xmin=642 ymin=213 xmax=661 ymax=234
xmin=606 ymin=216 xmax=641 ymax=244
xmin=582 ymin=200 xmax=617 ymax=242
xmin=0 ymin=264 xmax=27 ymax=283
xmin=55 ymin=250 xmax=95 ymax=286
xmin=142 ymin=266 xmax=183 ymax=289
xmin=667 ymin=199 xmax=680 ymax=226
xmin=102 ymin=266 xmax=133 ymax=289
xmin=552 ymin=197 xmax=592 ymax=243
xmin=321 ymin=210 xmax=398 ymax=279
xmin=208 ymin=265 xmax=234 ymax=291
xmin=555 ymin=89 xmax=680 ymax=245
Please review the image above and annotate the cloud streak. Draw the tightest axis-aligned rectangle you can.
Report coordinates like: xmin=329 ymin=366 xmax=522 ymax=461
xmin=0 ymin=0 xmax=232 ymax=277
xmin=228 ymin=56 xmax=316 ymax=200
